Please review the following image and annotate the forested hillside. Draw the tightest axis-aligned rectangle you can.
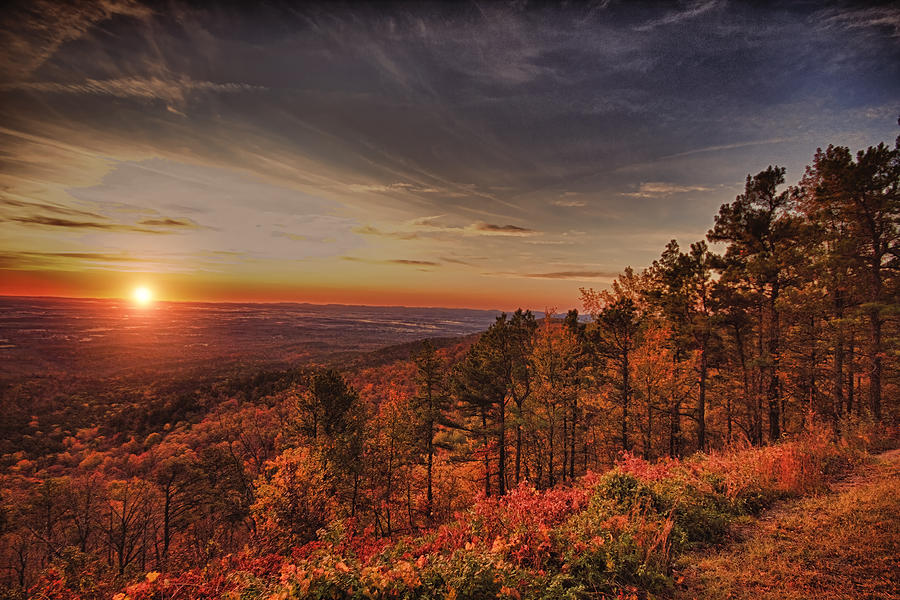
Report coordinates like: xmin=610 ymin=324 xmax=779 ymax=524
xmin=1 ymin=138 xmax=898 ymax=599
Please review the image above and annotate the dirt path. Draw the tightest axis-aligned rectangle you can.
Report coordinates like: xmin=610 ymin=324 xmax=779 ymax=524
xmin=671 ymin=449 xmax=900 ymax=600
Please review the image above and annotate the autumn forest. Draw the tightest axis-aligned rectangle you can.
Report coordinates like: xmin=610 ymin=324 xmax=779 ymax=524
xmin=3 ymin=1 xmax=900 ymax=597
xmin=2 ymin=137 xmax=898 ymax=599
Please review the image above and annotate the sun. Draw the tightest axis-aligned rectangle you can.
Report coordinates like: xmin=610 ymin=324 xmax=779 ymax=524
xmin=133 ymin=286 xmax=153 ymax=306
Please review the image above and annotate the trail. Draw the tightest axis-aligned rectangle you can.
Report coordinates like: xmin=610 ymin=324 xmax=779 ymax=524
xmin=672 ymin=449 xmax=900 ymax=600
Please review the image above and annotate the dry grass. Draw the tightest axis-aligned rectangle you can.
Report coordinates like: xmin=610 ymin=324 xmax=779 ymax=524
xmin=671 ymin=450 xmax=900 ymax=600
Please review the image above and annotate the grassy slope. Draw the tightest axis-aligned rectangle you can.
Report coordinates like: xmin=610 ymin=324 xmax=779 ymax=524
xmin=673 ymin=449 xmax=900 ymax=600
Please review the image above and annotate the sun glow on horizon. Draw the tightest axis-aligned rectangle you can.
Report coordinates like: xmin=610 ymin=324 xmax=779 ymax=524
xmin=133 ymin=286 xmax=153 ymax=306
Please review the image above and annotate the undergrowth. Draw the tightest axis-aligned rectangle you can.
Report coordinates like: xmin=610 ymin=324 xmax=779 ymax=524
xmin=93 ymin=422 xmax=894 ymax=600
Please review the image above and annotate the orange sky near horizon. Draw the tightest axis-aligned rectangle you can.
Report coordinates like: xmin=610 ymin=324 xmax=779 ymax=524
xmin=0 ymin=268 xmax=586 ymax=312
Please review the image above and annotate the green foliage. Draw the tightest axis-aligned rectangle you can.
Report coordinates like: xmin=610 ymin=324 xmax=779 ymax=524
xmin=596 ymin=471 xmax=658 ymax=511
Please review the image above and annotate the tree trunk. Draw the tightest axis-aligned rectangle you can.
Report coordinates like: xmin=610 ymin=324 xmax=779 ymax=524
xmin=669 ymin=353 xmax=682 ymax=457
xmin=768 ymin=287 xmax=781 ymax=440
xmin=426 ymin=414 xmax=434 ymax=521
xmin=757 ymin=301 xmax=766 ymax=444
xmin=569 ymin=395 xmax=577 ymax=480
xmin=732 ymin=323 xmax=750 ymax=444
xmin=832 ymin=288 xmax=845 ymax=426
xmin=548 ymin=412 xmax=555 ymax=487
xmin=698 ymin=340 xmax=708 ymax=451
xmin=514 ymin=415 xmax=522 ymax=486
xmin=645 ymin=380 xmax=653 ymax=459
xmin=622 ymin=352 xmax=630 ymax=451
xmin=562 ymin=412 xmax=569 ymax=481
xmin=498 ymin=399 xmax=506 ymax=495
xmin=867 ymin=238 xmax=884 ymax=420
xmin=847 ymin=333 xmax=855 ymax=415
xmin=869 ymin=307 xmax=882 ymax=420
xmin=481 ymin=408 xmax=490 ymax=497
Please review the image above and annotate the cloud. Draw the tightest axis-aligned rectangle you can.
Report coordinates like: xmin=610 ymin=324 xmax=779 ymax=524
xmin=0 ymin=0 xmax=153 ymax=78
xmin=440 ymin=256 xmax=476 ymax=266
xmin=0 ymin=250 xmax=163 ymax=270
xmin=466 ymin=222 xmax=536 ymax=236
xmin=552 ymin=198 xmax=587 ymax=208
xmin=347 ymin=182 xmax=440 ymax=194
xmin=523 ymin=270 xmax=617 ymax=279
xmin=634 ymin=0 xmax=721 ymax=32
xmin=136 ymin=217 xmax=199 ymax=228
xmin=354 ymin=218 xmax=538 ymax=239
xmin=0 ymin=196 xmax=105 ymax=219
xmin=488 ymin=269 xmax=617 ymax=280
xmin=818 ymin=6 xmax=900 ymax=37
xmin=353 ymin=225 xmax=419 ymax=240
xmin=6 ymin=214 xmax=197 ymax=234
xmin=3 ymin=77 xmax=265 ymax=106
xmin=389 ymin=259 xmax=439 ymax=266
xmin=621 ymin=182 xmax=712 ymax=198
xmin=341 ymin=256 xmax=439 ymax=267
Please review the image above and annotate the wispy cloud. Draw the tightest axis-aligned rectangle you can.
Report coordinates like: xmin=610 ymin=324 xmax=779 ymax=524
xmin=136 ymin=217 xmax=199 ymax=228
xmin=0 ymin=250 xmax=164 ymax=270
xmin=552 ymin=198 xmax=587 ymax=208
xmin=634 ymin=0 xmax=721 ymax=32
xmin=6 ymin=215 xmax=197 ymax=234
xmin=1 ymin=196 xmax=105 ymax=219
xmin=353 ymin=225 xmax=420 ymax=240
xmin=3 ymin=77 xmax=265 ymax=106
xmin=524 ymin=270 xmax=618 ymax=280
xmin=354 ymin=218 xmax=538 ymax=239
xmin=390 ymin=259 xmax=440 ymax=266
xmin=468 ymin=222 xmax=536 ymax=236
xmin=818 ymin=6 xmax=900 ymax=37
xmin=490 ymin=269 xmax=617 ymax=280
xmin=341 ymin=256 xmax=439 ymax=267
xmin=0 ymin=0 xmax=153 ymax=78
xmin=347 ymin=181 xmax=440 ymax=194
xmin=621 ymin=182 xmax=711 ymax=198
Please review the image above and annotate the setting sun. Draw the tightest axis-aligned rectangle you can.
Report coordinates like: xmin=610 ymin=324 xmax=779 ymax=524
xmin=133 ymin=286 xmax=153 ymax=306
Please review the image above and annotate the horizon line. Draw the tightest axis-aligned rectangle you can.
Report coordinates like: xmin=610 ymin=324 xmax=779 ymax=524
xmin=0 ymin=292 xmax=564 ymax=315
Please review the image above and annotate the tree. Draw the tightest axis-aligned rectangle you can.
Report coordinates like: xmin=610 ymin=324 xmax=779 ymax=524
xmin=251 ymin=447 xmax=334 ymax=551
xmin=307 ymin=369 xmax=365 ymax=516
xmin=452 ymin=320 xmax=509 ymax=497
xmin=149 ymin=443 xmax=200 ymax=569
xmin=646 ymin=240 xmax=717 ymax=451
xmin=103 ymin=478 xmax=155 ymax=575
xmin=709 ymin=166 xmax=803 ymax=440
xmin=412 ymin=341 xmax=451 ymax=521
xmin=495 ymin=310 xmax=538 ymax=486
xmin=582 ymin=269 xmax=645 ymax=452
xmin=530 ymin=314 xmax=580 ymax=486
xmin=801 ymin=142 xmax=900 ymax=420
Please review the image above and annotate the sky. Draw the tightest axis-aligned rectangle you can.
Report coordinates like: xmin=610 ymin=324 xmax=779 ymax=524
xmin=0 ymin=1 xmax=898 ymax=310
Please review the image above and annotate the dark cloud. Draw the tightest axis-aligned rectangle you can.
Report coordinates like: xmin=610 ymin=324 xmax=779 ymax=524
xmin=389 ymin=259 xmax=439 ymax=266
xmin=440 ymin=257 xmax=476 ymax=266
xmin=472 ymin=223 xmax=536 ymax=236
xmin=8 ymin=215 xmax=194 ymax=233
xmin=1 ymin=78 xmax=265 ymax=107
xmin=342 ymin=256 xmax=439 ymax=267
xmin=0 ymin=0 xmax=153 ymax=78
xmin=0 ymin=197 xmax=105 ymax=219
xmin=0 ymin=250 xmax=155 ymax=269
xmin=136 ymin=217 xmax=198 ymax=228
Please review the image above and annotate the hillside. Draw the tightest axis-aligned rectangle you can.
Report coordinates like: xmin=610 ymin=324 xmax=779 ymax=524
xmin=42 ymin=427 xmax=896 ymax=600
xmin=674 ymin=449 xmax=900 ymax=599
